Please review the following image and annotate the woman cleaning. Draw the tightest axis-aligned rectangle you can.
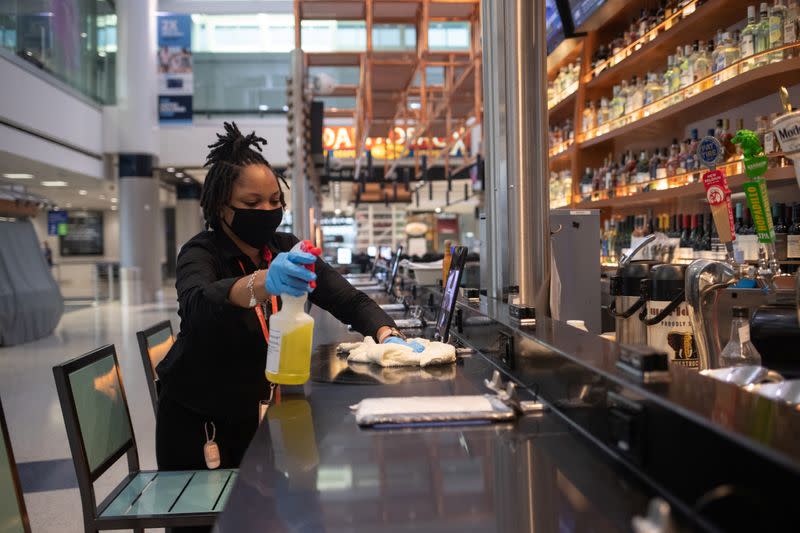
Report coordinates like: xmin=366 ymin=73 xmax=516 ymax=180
xmin=156 ymin=122 xmax=421 ymax=478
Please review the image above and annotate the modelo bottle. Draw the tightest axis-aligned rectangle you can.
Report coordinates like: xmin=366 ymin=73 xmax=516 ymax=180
xmin=266 ymin=241 xmax=320 ymax=385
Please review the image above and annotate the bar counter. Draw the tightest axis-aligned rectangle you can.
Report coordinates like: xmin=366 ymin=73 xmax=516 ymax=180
xmin=214 ymin=312 xmax=656 ymax=532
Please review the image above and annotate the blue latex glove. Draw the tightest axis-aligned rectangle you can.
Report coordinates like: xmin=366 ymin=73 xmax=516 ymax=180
xmin=383 ymin=337 xmax=425 ymax=353
xmin=266 ymin=251 xmax=317 ymax=297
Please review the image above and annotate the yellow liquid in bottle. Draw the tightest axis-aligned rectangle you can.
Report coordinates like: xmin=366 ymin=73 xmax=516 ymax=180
xmin=266 ymin=323 xmax=314 ymax=385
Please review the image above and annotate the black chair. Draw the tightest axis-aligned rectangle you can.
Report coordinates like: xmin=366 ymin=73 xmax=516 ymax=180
xmin=135 ymin=320 xmax=174 ymax=415
xmin=0 ymin=396 xmax=32 ymax=533
xmin=53 ymin=344 xmax=236 ymax=532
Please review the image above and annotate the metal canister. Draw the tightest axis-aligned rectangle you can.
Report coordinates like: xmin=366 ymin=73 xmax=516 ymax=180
xmin=641 ymin=264 xmax=698 ymax=369
xmin=608 ymin=262 xmax=652 ymax=345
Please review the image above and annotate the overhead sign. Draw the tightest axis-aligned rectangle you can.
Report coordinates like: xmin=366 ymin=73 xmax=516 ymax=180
xmin=157 ymin=14 xmax=193 ymax=123
xmin=322 ymin=126 xmax=468 ymax=160
xmin=47 ymin=210 xmax=68 ymax=236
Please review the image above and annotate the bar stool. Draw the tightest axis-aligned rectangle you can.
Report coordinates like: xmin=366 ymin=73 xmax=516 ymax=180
xmin=0 ymin=395 xmax=32 ymax=533
xmin=135 ymin=320 xmax=174 ymax=414
xmin=53 ymin=344 xmax=236 ymax=532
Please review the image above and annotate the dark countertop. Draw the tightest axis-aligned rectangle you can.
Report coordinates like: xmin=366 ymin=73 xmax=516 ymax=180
xmin=214 ymin=317 xmax=656 ymax=532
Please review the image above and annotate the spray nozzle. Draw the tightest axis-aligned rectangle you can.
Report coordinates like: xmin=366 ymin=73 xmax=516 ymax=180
xmin=295 ymin=240 xmax=322 ymax=289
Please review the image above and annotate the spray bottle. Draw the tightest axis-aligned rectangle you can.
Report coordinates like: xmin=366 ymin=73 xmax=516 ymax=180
xmin=266 ymin=240 xmax=322 ymax=385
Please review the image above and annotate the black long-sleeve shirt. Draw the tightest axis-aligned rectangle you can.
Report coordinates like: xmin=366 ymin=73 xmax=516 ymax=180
xmin=157 ymin=229 xmax=395 ymax=418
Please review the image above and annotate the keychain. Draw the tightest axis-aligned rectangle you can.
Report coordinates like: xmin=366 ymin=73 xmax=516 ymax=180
xmin=203 ymin=422 xmax=220 ymax=469
xmin=258 ymin=383 xmax=278 ymax=424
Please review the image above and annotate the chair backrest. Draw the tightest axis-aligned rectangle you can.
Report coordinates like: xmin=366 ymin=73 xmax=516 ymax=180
xmin=53 ymin=344 xmax=139 ymax=513
xmin=135 ymin=320 xmax=174 ymax=413
xmin=0 ymin=396 xmax=31 ymax=533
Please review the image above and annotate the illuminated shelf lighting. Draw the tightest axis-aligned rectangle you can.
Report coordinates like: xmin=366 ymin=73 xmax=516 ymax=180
xmin=549 ymin=140 xmax=573 ymax=158
xmin=584 ymin=0 xmax=698 ymax=83
xmin=547 ymin=82 xmax=578 ymax=111
xmin=575 ymin=158 xmax=794 ymax=206
xmin=577 ymin=43 xmax=800 ymax=146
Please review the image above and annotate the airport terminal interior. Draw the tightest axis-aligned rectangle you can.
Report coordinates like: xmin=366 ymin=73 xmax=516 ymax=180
xmin=3 ymin=0 xmax=800 ymax=531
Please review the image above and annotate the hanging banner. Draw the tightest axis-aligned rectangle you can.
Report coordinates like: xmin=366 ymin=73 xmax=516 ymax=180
xmin=157 ymin=14 xmax=193 ymax=123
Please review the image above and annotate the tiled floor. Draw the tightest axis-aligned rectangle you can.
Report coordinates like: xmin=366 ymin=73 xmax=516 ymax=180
xmin=0 ymin=288 xmax=179 ymax=532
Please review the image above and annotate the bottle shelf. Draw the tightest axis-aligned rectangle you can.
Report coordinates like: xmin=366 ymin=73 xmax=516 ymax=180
xmin=575 ymin=164 xmax=797 ymax=209
xmin=548 ymin=86 xmax=577 ymax=121
xmin=584 ymin=0 xmax=746 ymax=93
xmin=578 ymin=47 xmax=800 ymax=149
xmin=549 ymin=141 xmax=574 ymax=160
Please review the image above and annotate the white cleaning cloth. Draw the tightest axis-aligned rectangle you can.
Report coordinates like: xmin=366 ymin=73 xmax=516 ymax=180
xmin=338 ymin=337 xmax=456 ymax=367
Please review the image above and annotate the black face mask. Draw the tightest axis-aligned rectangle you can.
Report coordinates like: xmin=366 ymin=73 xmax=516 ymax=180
xmin=224 ymin=206 xmax=283 ymax=249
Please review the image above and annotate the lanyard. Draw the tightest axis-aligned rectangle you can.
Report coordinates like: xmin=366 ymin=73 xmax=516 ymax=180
xmin=237 ymin=249 xmax=278 ymax=346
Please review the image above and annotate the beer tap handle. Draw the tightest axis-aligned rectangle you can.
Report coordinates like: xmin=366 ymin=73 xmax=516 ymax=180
xmin=619 ymin=233 xmax=657 ymax=267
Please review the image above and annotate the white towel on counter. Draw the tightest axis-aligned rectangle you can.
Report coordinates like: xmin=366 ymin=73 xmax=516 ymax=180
xmin=338 ymin=337 xmax=456 ymax=367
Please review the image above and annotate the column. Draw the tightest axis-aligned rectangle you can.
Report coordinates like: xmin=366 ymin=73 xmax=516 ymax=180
xmin=480 ymin=0 xmax=550 ymax=309
xmin=175 ymin=182 xmax=204 ymax=253
xmin=116 ymin=0 xmax=161 ymax=304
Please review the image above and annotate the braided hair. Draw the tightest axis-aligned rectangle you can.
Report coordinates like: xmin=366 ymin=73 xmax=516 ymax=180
xmin=200 ymin=121 xmax=289 ymax=230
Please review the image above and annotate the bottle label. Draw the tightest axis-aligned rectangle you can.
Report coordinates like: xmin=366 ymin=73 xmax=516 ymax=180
xmin=771 ymin=19 xmax=784 ymax=47
xmin=737 ymin=234 xmax=760 ymax=261
xmin=743 ymin=179 xmax=775 ymax=243
xmin=788 ymin=235 xmax=800 ymax=258
xmin=764 ymin=131 xmax=775 ymax=153
xmin=646 ymin=301 xmax=699 ymax=369
xmin=739 ymin=325 xmax=750 ymax=344
xmin=742 ymin=35 xmax=755 ymax=56
xmin=266 ymin=330 xmax=283 ymax=374
xmin=786 ymin=20 xmax=797 ymax=43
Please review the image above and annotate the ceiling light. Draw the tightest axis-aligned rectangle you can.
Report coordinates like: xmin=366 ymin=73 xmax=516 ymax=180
xmin=166 ymin=167 xmax=176 ymax=173
xmin=409 ymin=102 xmax=421 ymax=110
xmin=41 ymin=180 xmax=68 ymax=187
xmin=111 ymin=197 xmax=118 ymax=203
xmin=183 ymin=177 xmax=192 ymax=183
xmin=334 ymin=208 xmax=342 ymax=215
xmin=282 ymin=105 xmax=289 ymax=112
xmin=65 ymin=202 xmax=72 ymax=208
xmin=259 ymin=104 xmax=269 ymax=111
xmin=80 ymin=32 xmax=87 ymax=38
xmin=98 ymin=51 xmax=106 ymax=57
xmin=99 ymin=194 xmax=106 ymax=200
xmin=435 ymin=207 xmax=442 ymax=214
xmin=175 ymin=172 xmax=185 ymax=178
xmin=3 ymin=173 xmax=33 ymax=179
xmin=78 ymin=189 xmax=88 ymax=196
xmin=111 ymin=205 xmax=118 ymax=211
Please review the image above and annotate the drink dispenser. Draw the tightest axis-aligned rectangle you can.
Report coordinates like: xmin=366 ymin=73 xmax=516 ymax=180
xmin=609 ymin=262 xmax=652 ymax=345
xmin=641 ymin=264 xmax=699 ymax=369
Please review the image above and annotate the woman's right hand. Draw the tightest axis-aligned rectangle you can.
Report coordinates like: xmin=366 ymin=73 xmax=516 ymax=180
xmin=266 ymin=251 xmax=317 ymax=297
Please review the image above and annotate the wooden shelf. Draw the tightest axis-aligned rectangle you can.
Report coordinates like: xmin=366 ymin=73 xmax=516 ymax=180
xmin=585 ymin=0 xmax=747 ymax=94
xmin=574 ymin=165 xmax=797 ymax=209
xmin=549 ymin=144 xmax=575 ymax=167
xmin=548 ymin=89 xmax=577 ymax=122
xmin=548 ymin=39 xmax=583 ymax=79
xmin=579 ymin=54 xmax=800 ymax=149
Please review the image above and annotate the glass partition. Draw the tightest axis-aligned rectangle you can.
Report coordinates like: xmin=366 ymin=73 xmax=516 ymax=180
xmin=0 ymin=0 xmax=116 ymax=104
xmin=428 ymin=21 xmax=470 ymax=50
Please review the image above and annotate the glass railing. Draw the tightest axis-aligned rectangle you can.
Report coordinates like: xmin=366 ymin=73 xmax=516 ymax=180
xmin=0 ymin=0 xmax=116 ymax=104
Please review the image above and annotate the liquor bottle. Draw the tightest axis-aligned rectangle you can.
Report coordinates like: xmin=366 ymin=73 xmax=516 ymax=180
xmin=692 ymin=214 xmax=705 ymax=251
xmin=773 ymin=203 xmax=788 ymax=260
xmin=688 ymin=214 xmax=699 ymax=250
xmin=741 ymin=5 xmax=759 ymax=71
xmin=717 ymin=32 xmax=740 ymax=71
xmin=679 ymin=44 xmax=693 ymax=87
xmin=582 ymin=101 xmax=596 ymax=132
xmin=581 ymin=167 xmax=594 ymax=197
xmin=670 ymin=214 xmax=682 ymax=239
xmin=636 ymin=150 xmax=650 ymax=183
xmin=770 ymin=0 xmax=787 ymax=62
xmin=756 ymin=2 xmax=771 ymax=66
xmin=649 ymin=148 xmax=661 ymax=180
xmin=719 ymin=307 xmax=763 ymax=367
xmin=702 ymin=213 xmax=713 ymax=251
xmin=686 ymin=129 xmax=699 ymax=171
xmin=720 ymin=118 xmax=735 ymax=160
xmin=598 ymin=97 xmax=610 ymax=126
xmin=610 ymin=85 xmax=624 ymax=120
xmin=786 ymin=0 xmax=799 ymax=55
xmin=664 ymin=55 xmax=678 ymax=94
xmin=680 ymin=214 xmax=692 ymax=247
xmin=666 ymin=138 xmax=680 ymax=177
xmin=692 ymin=40 xmax=712 ymax=81
xmin=788 ymin=203 xmax=800 ymax=258
xmin=644 ymin=72 xmax=663 ymax=105
xmin=657 ymin=147 xmax=669 ymax=179
xmin=626 ymin=76 xmax=645 ymax=114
